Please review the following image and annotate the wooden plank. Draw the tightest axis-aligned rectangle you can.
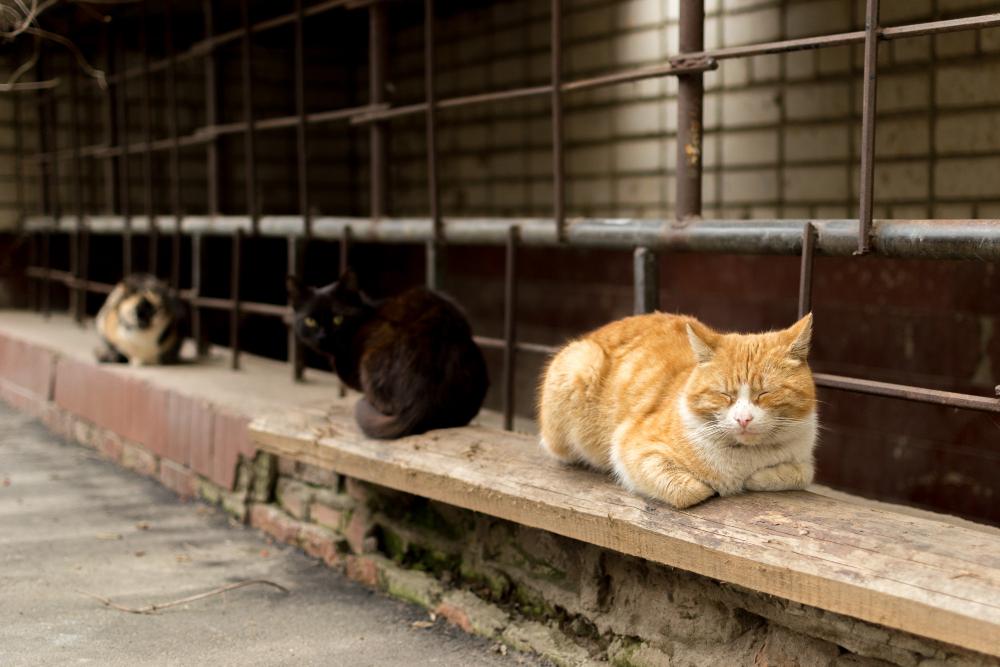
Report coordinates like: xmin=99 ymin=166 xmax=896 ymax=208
xmin=250 ymin=402 xmax=1000 ymax=657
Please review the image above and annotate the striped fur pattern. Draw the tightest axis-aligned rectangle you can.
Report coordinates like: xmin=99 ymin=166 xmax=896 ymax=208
xmin=95 ymin=274 xmax=181 ymax=366
xmin=538 ymin=313 xmax=817 ymax=509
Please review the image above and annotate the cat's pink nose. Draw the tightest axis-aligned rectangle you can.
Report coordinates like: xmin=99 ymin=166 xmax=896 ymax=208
xmin=736 ymin=415 xmax=753 ymax=429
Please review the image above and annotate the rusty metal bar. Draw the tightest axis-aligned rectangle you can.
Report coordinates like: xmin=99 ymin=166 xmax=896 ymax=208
xmin=424 ymin=0 xmax=441 ymax=238
xmin=241 ymin=0 xmax=259 ymax=236
xmin=675 ymin=0 xmax=704 ymax=221
xmin=293 ymin=0 xmax=311 ymax=238
xmin=677 ymin=12 xmax=1000 ymax=63
xmin=166 ymin=0 xmax=182 ymax=291
xmin=348 ymin=61 xmax=714 ymax=127
xmin=857 ymin=0 xmax=881 ymax=254
xmin=190 ymin=233 xmax=206 ymax=356
xmin=141 ymin=0 xmax=156 ymax=275
xmin=230 ymin=228 xmax=243 ymax=370
xmin=69 ymin=66 xmax=86 ymax=324
xmin=369 ymin=2 xmax=388 ymax=219
xmin=116 ymin=27 xmax=132 ymax=275
xmin=633 ymin=247 xmax=659 ymax=314
xmin=12 ymin=78 xmax=25 ymax=231
xmin=339 ymin=225 xmax=351 ymax=397
xmin=502 ymin=226 xmax=521 ymax=431
xmin=815 ymin=374 xmax=1000 ymax=414
xmin=204 ymin=0 xmax=220 ymax=218
xmin=107 ymin=0 xmax=359 ymax=85
xmin=287 ymin=236 xmax=304 ymax=381
xmin=102 ymin=21 xmax=119 ymax=215
xmin=27 ymin=237 xmax=38 ymax=310
xmin=551 ymin=0 xmax=565 ymax=241
xmin=798 ymin=222 xmax=817 ymax=319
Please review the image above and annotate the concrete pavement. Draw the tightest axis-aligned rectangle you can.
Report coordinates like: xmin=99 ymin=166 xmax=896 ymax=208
xmin=0 ymin=404 xmax=542 ymax=666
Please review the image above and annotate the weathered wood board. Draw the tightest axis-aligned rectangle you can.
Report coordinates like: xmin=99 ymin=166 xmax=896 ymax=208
xmin=250 ymin=402 xmax=1000 ymax=657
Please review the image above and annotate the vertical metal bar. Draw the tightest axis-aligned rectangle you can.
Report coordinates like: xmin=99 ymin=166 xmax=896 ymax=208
xmin=287 ymin=236 xmax=304 ymax=381
xmin=633 ymin=247 xmax=659 ymax=314
xmin=12 ymin=81 xmax=25 ymax=231
xmin=43 ymin=58 xmax=58 ymax=319
xmin=294 ymin=0 xmax=311 ymax=237
xmin=424 ymin=0 xmax=442 ymax=288
xmin=203 ymin=0 xmax=220 ymax=217
xmin=339 ymin=225 xmax=351 ymax=398
xmin=857 ymin=0 xmax=881 ymax=254
xmin=70 ymin=66 xmax=86 ymax=324
xmin=141 ymin=0 xmax=156 ymax=275
xmin=551 ymin=0 xmax=565 ymax=240
xmin=798 ymin=222 xmax=817 ymax=319
xmin=191 ymin=233 xmax=206 ymax=356
xmin=501 ymin=226 xmax=520 ymax=431
xmin=27 ymin=235 xmax=38 ymax=311
xmin=102 ymin=21 xmax=119 ymax=215
xmin=241 ymin=0 xmax=259 ymax=236
xmin=675 ymin=0 xmax=704 ymax=221
xmin=117 ymin=27 xmax=132 ymax=275
xmin=369 ymin=2 xmax=388 ymax=219
xmin=166 ymin=0 xmax=182 ymax=291
xmin=230 ymin=228 xmax=243 ymax=370
xmin=41 ymin=230 xmax=51 ymax=319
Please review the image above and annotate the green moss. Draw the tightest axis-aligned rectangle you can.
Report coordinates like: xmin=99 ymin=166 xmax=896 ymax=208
xmin=459 ymin=564 xmax=512 ymax=602
xmin=380 ymin=526 xmax=409 ymax=563
xmin=509 ymin=543 xmax=567 ymax=584
xmin=513 ymin=584 xmax=558 ymax=621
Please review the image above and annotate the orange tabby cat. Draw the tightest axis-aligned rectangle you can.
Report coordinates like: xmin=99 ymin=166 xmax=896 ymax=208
xmin=538 ymin=313 xmax=816 ymax=509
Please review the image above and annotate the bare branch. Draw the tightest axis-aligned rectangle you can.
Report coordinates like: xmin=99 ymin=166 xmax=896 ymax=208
xmin=79 ymin=580 xmax=291 ymax=615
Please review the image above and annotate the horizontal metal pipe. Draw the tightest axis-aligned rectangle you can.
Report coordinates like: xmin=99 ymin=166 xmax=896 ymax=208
xmin=679 ymin=12 xmax=1000 ymax=62
xmin=107 ymin=0 xmax=361 ymax=85
xmin=24 ymin=216 xmax=1000 ymax=261
xmin=815 ymin=373 xmax=1000 ymax=414
xmin=351 ymin=59 xmax=716 ymax=125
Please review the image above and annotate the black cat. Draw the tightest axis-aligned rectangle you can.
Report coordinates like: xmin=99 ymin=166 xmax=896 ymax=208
xmin=287 ymin=271 xmax=489 ymax=439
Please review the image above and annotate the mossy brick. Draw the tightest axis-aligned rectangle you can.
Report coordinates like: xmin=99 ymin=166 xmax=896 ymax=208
xmin=295 ymin=462 xmax=340 ymax=488
xmin=310 ymin=502 xmax=347 ymax=532
xmin=379 ymin=563 xmax=444 ymax=609
xmin=199 ymin=478 xmax=224 ymax=506
xmin=120 ymin=441 xmax=158 ymax=477
xmin=312 ymin=488 xmax=354 ymax=511
xmin=607 ymin=638 xmax=671 ymax=667
xmin=221 ymin=491 xmax=248 ymax=522
xmin=501 ymin=620 xmax=597 ymax=667
xmin=435 ymin=590 xmax=509 ymax=639
xmin=298 ymin=523 xmax=344 ymax=567
xmin=275 ymin=477 xmax=314 ymax=520
xmin=459 ymin=564 xmax=512 ymax=602
xmin=250 ymin=453 xmax=277 ymax=503
xmin=513 ymin=583 xmax=559 ymax=621
xmin=248 ymin=503 xmax=301 ymax=545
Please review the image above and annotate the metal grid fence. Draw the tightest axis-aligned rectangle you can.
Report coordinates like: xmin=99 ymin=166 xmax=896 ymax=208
xmin=13 ymin=0 xmax=1000 ymax=432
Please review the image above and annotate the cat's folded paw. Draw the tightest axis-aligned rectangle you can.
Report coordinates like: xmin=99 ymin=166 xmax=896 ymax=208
xmin=745 ymin=461 xmax=813 ymax=492
xmin=662 ymin=475 xmax=716 ymax=509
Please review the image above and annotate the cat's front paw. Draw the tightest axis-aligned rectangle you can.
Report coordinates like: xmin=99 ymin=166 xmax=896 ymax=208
xmin=744 ymin=461 xmax=813 ymax=492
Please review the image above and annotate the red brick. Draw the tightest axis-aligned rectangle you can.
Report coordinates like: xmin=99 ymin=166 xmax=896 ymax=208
xmin=345 ymin=555 xmax=380 ymax=588
xmin=344 ymin=507 xmax=376 ymax=555
xmin=121 ymin=441 xmax=158 ymax=477
xmin=212 ymin=411 xmax=252 ymax=491
xmin=0 ymin=379 xmax=47 ymax=416
xmin=0 ymin=334 xmax=56 ymax=400
xmin=248 ymin=504 xmax=301 ymax=545
xmin=96 ymin=431 xmax=124 ymax=463
xmin=434 ymin=601 xmax=473 ymax=634
xmin=122 ymin=380 xmax=169 ymax=457
xmin=159 ymin=459 xmax=198 ymax=499
xmin=298 ymin=523 xmax=343 ymax=567
xmin=310 ymin=502 xmax=346 ymax=532
xmin=275 ymin=478 xmax=313 ymax=520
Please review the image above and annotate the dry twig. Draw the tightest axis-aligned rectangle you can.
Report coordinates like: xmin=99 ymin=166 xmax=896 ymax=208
xmin=79 ymin=579 xmax=290 ymax=615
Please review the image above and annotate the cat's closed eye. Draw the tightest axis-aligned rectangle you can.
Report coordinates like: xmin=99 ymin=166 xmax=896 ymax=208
xmin=718 ymin=392 xmax=734 ymax=404
xmin=755 ymin=391 xmax=771 ymax=400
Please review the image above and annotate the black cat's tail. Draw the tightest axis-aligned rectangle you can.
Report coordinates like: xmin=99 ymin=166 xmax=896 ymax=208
xmin=354 ymin=397 xmax=425 ymax=440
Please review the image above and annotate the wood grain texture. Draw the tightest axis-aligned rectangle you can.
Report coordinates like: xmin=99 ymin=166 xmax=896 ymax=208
xmin=250 ymin=402 xmax=1000 ymax=657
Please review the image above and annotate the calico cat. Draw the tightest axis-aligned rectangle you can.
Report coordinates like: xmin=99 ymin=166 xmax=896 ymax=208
xmin=287 ymin=271 xmax=489 ymax=439
xmin=95 ymin=273 xmax=182 ymax=366
xmin=538 ymin=313 xmax=816 ymax=509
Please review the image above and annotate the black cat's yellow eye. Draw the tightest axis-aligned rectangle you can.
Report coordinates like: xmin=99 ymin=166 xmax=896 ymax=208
xmin=333 ymin=315 xmax=344 ymax=326
xmin=304 ymin=317 xmax=317 ymax=328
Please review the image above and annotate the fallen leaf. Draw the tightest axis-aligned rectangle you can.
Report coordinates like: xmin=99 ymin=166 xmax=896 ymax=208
xmin=260 ymin=549 xmax=270 ymax=558
xmin=135 ymin=521 xmax=151 ymax=531
xmin=411 ymin=620 xmax=434 ymax=629
xmin=2 ymin=478 xmax=10 ymax=487
xmin=134 ymin=551 xmax=146 ymax=557
xmin=96 ymin=532 xmax=123 ymax=541
xmin=175 ymin=554 xmax=191 ymax=563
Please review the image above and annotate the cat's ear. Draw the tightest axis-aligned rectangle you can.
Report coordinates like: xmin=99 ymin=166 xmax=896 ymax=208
xmin=286 ymin=275 xmax=310 ymax=307
xmin=338 ymin=269 xmax=360 ymax=293
xmin=686 ymin=322 xmax=716 ymax=364
xmin=784 ymin=313 xmax=813 ymax=361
